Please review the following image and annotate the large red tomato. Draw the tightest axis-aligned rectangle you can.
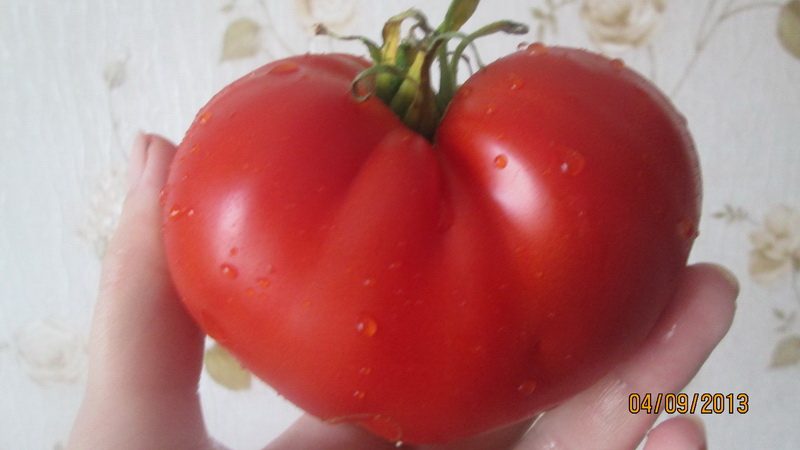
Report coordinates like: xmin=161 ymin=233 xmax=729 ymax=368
xmin=162 ymin=5 xmax=699 ymax=445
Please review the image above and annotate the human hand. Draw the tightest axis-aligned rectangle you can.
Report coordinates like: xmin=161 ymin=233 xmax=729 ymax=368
xmin=68 ymin=133 xmax=737 ymax=450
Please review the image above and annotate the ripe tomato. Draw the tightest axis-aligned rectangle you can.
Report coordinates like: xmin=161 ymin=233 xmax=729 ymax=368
xmin=163 ymin=7 xmax=699 ymax=445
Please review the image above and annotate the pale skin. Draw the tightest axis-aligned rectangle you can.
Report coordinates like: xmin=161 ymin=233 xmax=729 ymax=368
xmin=69 ymin=133 xmax=738 ymax=450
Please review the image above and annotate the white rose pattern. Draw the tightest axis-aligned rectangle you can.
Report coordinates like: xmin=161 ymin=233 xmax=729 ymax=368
xmin=78 ymin=167 xmax=127 ymax=258
xmin=295 ymin=0 xmax=359 ymax=31
xmin=580 ymin=0 xmax=666 ymax=52
xmin=14 ymin=319 xmax=87 ymax=385
xmin=749 ymin=205 xmax=800 ymax=284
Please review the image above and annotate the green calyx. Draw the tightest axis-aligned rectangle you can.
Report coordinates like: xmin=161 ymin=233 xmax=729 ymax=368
xmin=315 ymin=0 xmax=528 ymax=140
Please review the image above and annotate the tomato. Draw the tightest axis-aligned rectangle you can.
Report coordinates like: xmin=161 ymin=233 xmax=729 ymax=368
xmin=162 ymin=4 xmax=699 ymax=445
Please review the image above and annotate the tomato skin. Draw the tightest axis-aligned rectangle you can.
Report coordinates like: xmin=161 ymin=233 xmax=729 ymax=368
xmin=163 ymin=48 xmax=699 ymax=444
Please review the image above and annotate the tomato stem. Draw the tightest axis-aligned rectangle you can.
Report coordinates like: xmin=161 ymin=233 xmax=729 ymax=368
xmin=315 ymin=0 xmax=528 ymax=140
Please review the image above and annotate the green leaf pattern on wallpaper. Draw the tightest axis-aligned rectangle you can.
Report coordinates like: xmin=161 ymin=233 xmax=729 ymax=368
xmin=221 ymin=18 xmax=263 ymax=61
xmin=205 ymin=343 xmax=253 ymax=391
xmin=778 ymin=0 xmax=800 ymax=59
xmin=771 ymin=335 xmax=800 ymax=368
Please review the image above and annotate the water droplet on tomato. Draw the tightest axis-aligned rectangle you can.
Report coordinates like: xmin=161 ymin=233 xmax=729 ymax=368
xmin=168 ymin=205 xmax=184 ymax=220
xmin=229 ymin=247 xmax=239 ymax=256
xmin=159 ymin=188 xmax=167 ymax=206
xmin=198 ymin=111 xmax=212 ymax=124
xmin=269 ymin=62 xmax=299 ymax=75
xmin=527 ymin=42 xmax=548 ymax=54
xmin=358 ymin=415 xmax=403 ymax=443
xmin=559 ymin=149 xmax=586 ymax=176
xmin=190 ymin=144 xmax=199 ymax=154
xmin=356 ymin=316 xmax=378 ymax=337
xmin=677 ymin=218 xmax=698 ymax=239
xmin=508 ymin=73 xmax=524 ymax=90
xmin=517 ymin=41 xmax=529 ymax=51
xmin=494 ymin=154 xmax=508 ymax=169
xmin=485 ymin=105 xmax=496 ymax=115
xmin=220 ymin=263 xmax=238 ymax=279
xmin=186 ymin=208 xmax=195 ymax=217
xmin=388 ymin=261 xmax=402 ymax=270
xmin=358 ymin=366 xmax=372 ymax=375
xmin=610 ymin=58 xmax=625 ymax=71
xmin=352 ymin=390 xmax=366 ymax=400
xmin=257 ymin=277 xmax=271 ymax=288
xmin=518 ymin=380 xmax=537 ymax=396
xmin=362 ymin=278 xmax=375 ymax=287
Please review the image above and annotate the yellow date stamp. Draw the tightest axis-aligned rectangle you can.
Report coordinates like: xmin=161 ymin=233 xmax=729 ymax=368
xmin=628 ymin=393 xmax=749 ymax=414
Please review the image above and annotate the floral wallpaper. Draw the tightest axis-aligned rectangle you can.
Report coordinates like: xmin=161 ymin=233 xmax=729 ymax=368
xmin=1 ymin=1 xmax=798 ymax=449
xmin=725 ymin=204 xmax=800 ymax=367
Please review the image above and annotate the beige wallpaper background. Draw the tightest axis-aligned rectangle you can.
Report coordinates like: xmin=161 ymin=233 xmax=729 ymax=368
xmin=1 ymin=0 xmax=799 ymax=448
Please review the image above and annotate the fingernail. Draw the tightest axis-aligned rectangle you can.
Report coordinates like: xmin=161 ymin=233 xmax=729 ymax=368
xmin=128 ymin=131 xmax=150 ymax=188
xmin=712 ymin=264 xmax=740 ymax=297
